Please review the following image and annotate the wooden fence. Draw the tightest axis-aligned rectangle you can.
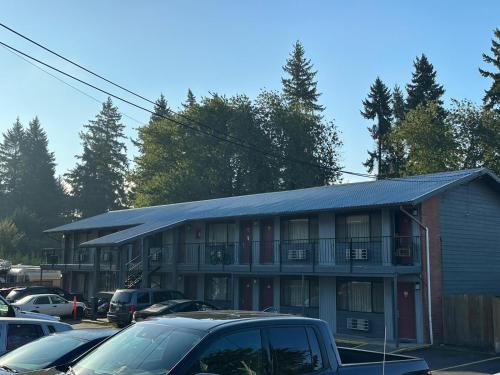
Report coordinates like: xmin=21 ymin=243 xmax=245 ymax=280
xmin=443 ymin=294 xmax=500 ymax=350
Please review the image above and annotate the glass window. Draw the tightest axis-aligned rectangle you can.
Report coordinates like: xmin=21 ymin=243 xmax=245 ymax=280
xmin=346 ymin=215 xmax=370 ymax=239
xmin=205 ymin=276 xmax=229 ymax=301
xmin=72 ymin=323 xmax=201 ymax=375
xmin=0 ymin=297 xmax=11 ymax=317
xmin=208 ymin=223 xmax=236 ymax=243
xmin=281 ymin=278 xmax=319 ymax=307
xmin=268 ymin=327 xmax=314 ymax=374
xmin=153 ymin=291 xmax=170 ymax=303
xmin=50 ymin=296 xmax=66 ymax=304
xmin=197 ymin=302 xmax=216 ymax=311
xmin=7 ymin=324 xmax=44 ymax=351
xmin=306 ymin=327 xmax=324 ymax=371
xmin=47 ymin=325 xmax=56 ymax=333
xmin=190 ymin=330 xmax=264 ymax=375
xmin=336 ymin=280 xmax=384 ymax=313
xmin=34 ymin=296 xmax=50 ymax=305
xmin=136 ymin=292 xmax=150 ymax=304
xmin=111 ymin=291 xmax=131 ymax=304
xmin=0 ymin=334 xmax=84 ymax=371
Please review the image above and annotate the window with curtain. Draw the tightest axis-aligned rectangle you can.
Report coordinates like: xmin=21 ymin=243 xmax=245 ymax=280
xmin=346 ymin=215 xmax=370 ymax=239
xmin=281 ymin=278 xmax=319 ymax=307
xmin=336 ymin=280 xmax=384 ymax=313
xmin=205 ymin=275 xmax=229 ymax=301
xmin=207 ymin=223 xmax=236 ymax=243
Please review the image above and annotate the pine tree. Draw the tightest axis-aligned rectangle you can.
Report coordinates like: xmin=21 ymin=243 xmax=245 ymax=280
xmin=406 ymin=54 xmax=445 ymax=110
xmin=392 ymin=85 xmax=406 ymax=123
xmin=150 ymin=94 xmax=170 ymax=123
xmin=282 ymin=41 xmax=324 ymax=112
xmin=361 ymin=78 xmax=393 ymax=177
xmin=66 ymin=98 xmax=129 ymax=217
xmin=20 ymin=117 xmax=65 ymax=227
xmin=479 ymin=28 xmax=500 ymax=111
xmin=183 ymin=89 xmax=197 ymax=109
xmin=0 ymin=118 xmax=25 ymax=210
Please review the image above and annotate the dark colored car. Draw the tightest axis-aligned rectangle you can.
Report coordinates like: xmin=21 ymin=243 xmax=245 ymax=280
xmin=0 ymin=288 xmax=15 ymax=298
xmin=84 ymin=292 xmax=114 ymax=318
xmin=68 ymin=311 xmax=431 ymax=375
xmin=133 ymin=299 xmax=218 ymax=321
xmin=107 ymin=288 xmax=185 ymax=327
xmin=5 ymin=287 xmax=79 ymax=303
xmin=0 ymin=328 xmax=118 ymax=374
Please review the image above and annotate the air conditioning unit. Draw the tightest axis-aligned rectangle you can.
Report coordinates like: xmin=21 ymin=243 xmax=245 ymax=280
xmin=288 ymin=249 xmax=307 ymax=260
xmin=345 ymin=248 xmax=368 ymax=260
xmin=396 ymin=247 xmax=411 ymax=257
xmin=347 ymin=318 xmax=370 ymax=331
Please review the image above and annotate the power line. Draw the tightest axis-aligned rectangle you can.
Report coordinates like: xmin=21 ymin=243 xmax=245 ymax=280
xmin=0 ymin=23 xmax=375 ymax=180
xmin=0 ymin=44 xmax=145 ymax=126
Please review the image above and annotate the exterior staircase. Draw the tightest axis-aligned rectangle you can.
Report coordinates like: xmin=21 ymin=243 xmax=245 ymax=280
xmin=124 ymin=248 xmax=164 ymax=289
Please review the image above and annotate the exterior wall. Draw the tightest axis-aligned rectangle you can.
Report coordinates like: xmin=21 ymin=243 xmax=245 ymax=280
xmin=420 ymin=196 xmax=444 ymax=343
xmin=440 ymin=179 xmax=500 ymax=294
xmin=319 ymin=277 xmax=336 ymax=333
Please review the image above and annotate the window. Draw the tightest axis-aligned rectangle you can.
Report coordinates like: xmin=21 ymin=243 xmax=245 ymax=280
xmin=281 ymin=278 xmax=319 ymax=307
xmin=306 ymin=327 xmax=324 ymax=371
xmin=34 ymin=296 xmax=50 ymax=305
xmin=337 ymin=280 xmax=384 ymax=313
xmin=136 ymin=292 xmax=150 ymax=304
xmin=207 ymin=223 xmax=236 ymax=243
xmin=7 ymin=324 xmax=44 ymax=351
xmin=47 ymin=325 xmax=56 ymax=333
xmin=153 ymin=291 xmax=170 ymax=303
xmin=50 ymin=296 xmax=66 ymax=304
xmin=336 ymin=212 xmax=382 ymax=240
xmin=190 ymin=330 xmax=264 ymax=375
xmin=268 ymin=327 xmax=322 ymax=374
xmin=0 ymin=297 xmax=11 ymax=317
xmin=196 ymin=302 xmax=216 ymax=311
xmin=281 ymin=217 xmax=319 ymax=242
xmin=205 ymin=275 xmax=230 ymax=301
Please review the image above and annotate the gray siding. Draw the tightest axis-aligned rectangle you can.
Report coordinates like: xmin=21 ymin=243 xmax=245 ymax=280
xmin=440 ymin=180 xmax=500 ymax=294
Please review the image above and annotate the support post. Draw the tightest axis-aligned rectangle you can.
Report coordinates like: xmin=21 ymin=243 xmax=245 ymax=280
xmin=140 ymin=237 xmax=149 ymax=288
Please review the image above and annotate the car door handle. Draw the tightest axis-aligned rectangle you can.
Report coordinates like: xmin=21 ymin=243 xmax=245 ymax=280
xmin=35 ymin=306 xmax=39 ymax=309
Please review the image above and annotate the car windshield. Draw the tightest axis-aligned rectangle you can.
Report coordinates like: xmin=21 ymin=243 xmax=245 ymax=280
xmin=14 ymin=295 xmax=34 ymax=304
xmin=0 ymin=334 xmax=84 ymax=371
xmin=111 ymin=292 xmax=131 ymax=304
xmin=72 ymin=323 xmax=202 ymax=375
xmin=6 ymin=290 xmax=23 ymax=300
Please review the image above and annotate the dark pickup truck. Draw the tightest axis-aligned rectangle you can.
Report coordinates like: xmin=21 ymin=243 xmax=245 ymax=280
xmin=68 ymin=311 xmax=430 ymax=375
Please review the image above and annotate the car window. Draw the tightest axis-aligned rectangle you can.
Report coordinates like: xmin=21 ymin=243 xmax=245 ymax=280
xmin=268 ymin=326 xmax=319 ymax=374
xmin=50 ymin=295 xmax=66 ymax=304
xmin=136 ymin=292 xmax=150 ymax=304
xmin=197 ymin=302 xmax=216 ymax=311
xmin=111 ymin=291 xmax=131 ymax=304
xmin=34 ymin=296 xmax=51 ymax=305
xmin=72 ymin=323 xmax=201 ymax=375
xmin=306 ymin=327 xmax=324 ymax=371
xmin=170 ymin=291 xmax=184 ymax=299
xmin=152 ymin=291 xmax=170 ymax=303
xmin=47 ymin=325 xmax=56 ymax=333
xmin=7 ymin=324 xmax=44 ymax=351
xmin=190 ymin=329 xmax=264 ymax=375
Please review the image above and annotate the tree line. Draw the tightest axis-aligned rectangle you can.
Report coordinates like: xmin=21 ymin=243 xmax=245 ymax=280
xmin=0 ymin=29 xmax=498 ymax=262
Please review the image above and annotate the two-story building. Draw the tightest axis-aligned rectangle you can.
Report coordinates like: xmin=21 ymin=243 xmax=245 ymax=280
xmin=42 ymin=168 xmax=500 ymax=344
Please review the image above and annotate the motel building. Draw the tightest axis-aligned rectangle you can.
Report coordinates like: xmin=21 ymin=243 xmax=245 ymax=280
xmin=42 ymin=168 xmax=500 ymax=344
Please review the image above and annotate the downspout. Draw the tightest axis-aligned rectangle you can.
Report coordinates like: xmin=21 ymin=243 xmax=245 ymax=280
xmin=399 ymin=206 xmax=433 ymax=346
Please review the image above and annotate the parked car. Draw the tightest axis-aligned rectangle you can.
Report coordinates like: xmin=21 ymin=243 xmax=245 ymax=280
xmin=0 ymin=318 xmax=71 ymax=355
xmin=0 ymin=328 xmax=117 ymax=374
xmin=68 ymin=311 xmax=430 ymax=375
xmin=0 ymin=288 xmax=15 ymax=298
xmin=11 ymin=294 xmax=86 ymax=318
xmin=84 ymin=292 xmax=114 ymax=318
xmin=0 ymin=294 xmax=60 ymax=322
xmin=107 ymin=288 xmax=185 ymax=327
xmin=6 ymin=287 xmax=76 ymax=303
xmin=133 ymin=299 xmax=218 ymax=321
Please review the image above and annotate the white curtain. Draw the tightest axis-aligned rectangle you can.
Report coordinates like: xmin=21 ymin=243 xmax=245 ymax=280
xmin=288 ymin=219 xmax=309 ymax=241
xmin=346 ymin=215 xmax=369 ymax=239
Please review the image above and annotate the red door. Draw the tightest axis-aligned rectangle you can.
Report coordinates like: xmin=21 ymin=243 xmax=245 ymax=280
xmin=398 ymin=282 xmax=416 ymax=340
xmin=239 ymin=278 xmax=253 ymax=310
xmin=240 ymin=222 xmax=253 ymax=264
xmin=183 ymin=275 xmax=198 ymax=299
xmin=259 ymin=278 xmax=274 ymax=310
xmin=260 ymin=220 xmax=274 ymax=264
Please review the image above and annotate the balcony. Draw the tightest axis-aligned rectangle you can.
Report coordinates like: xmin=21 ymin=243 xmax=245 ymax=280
xmin=41 ymin=248 xmax=120 ymax=272
xmin=176 ymin=236 xmax=422 ymax=274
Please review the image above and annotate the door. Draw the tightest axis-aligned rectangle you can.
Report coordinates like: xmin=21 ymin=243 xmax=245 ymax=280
xmin=184 ymin=275 xmax=198 ymax=299
xmin=240 ymin=221 xmax=253 ymax=264
xmin=239 ymin=278 xmax=253 ymax=310
xmin=260 ymin=219 xmax=274 ymax=264
xmin=259 ymin=278 xmax=274 ymax=310
xmin=395 ymin=212 xmax=413 ymax=265
xmin=32 ymin=296 xmax=52 ymax=314
xmin=50 ymin=295 xmax=73 ymax=316
xmin=398 ymin=282 xmax=416 ymax=340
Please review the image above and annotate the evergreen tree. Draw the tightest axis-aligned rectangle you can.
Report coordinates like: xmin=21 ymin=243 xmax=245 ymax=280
xmin=392 ymin=85 xmax=406 ymax=122
xmin=406 ymin=54 xmax=445 ymax=110
xmin=361 ymin=78 xmax=393 ymax=177
xmin=282 ymin=41 xmax=324 ymax=112
xmin=66 ymin=98 xmax=129 ymax=217
xmin=0 ymin=118 xmax=25 ymax=210
xmin=150 ymin=94 xmax=170 ymax=123
xmin=20 ymin=117 xmax=65 ymax=227
xmin=183 ymin=89 xmax=197 ymax=109
xmin=479 ymin=28 xmax=500 ymax=111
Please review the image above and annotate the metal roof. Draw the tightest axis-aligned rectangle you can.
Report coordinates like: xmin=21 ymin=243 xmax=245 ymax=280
xmin=45 ymin=168 xmax=500 ymax=247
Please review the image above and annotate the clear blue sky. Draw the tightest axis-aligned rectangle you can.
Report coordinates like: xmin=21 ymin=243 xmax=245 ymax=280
xmin=1 ymin=1 xmax=498 ymax=182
